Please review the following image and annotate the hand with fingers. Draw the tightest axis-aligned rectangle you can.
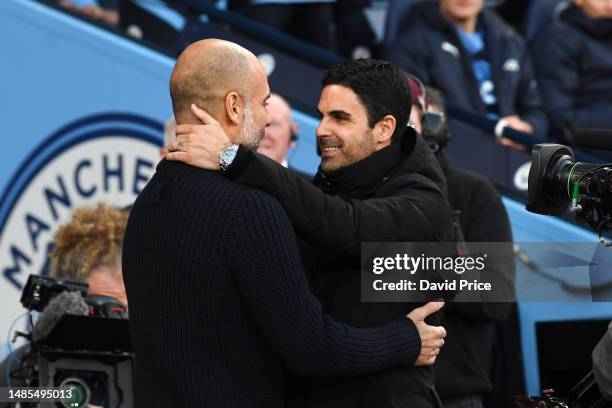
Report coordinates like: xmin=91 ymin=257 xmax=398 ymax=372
xmin=166 ymin=104 xmax=233 ymax=170
xmin=407 ymin=301 xmax=446 ymax=366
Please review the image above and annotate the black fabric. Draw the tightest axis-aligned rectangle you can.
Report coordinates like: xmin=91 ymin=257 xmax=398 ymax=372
xmin=227 ymin=128 xmax=452 ymax=254
xmin=593 ymin=321 xmax=612 ymax=401
xmin=432 ymin=164 xmax=516 ymax=402
xmin=290 ymin=166 xmax=313 ymax=182
xmin=224 ymin=129 xmax=454 ymax=407
xmin=387 ymin=2 xmax=548 ymax=140
xmin=239 ymin=3 xmax=334 ymax=50
xmin=531 ymin=4 xmax=612 ymax=137
xmin=333 ymin=0 xmax=376 ymax=58
xmin=118 ymin=0 xmax=179 ymax=51
xmin=123 ymin=159 xmax=422 ymax=407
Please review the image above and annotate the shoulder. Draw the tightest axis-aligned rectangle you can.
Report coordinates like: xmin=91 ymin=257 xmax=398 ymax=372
xmin=447 ymin=167 xmax=501 ymax=204
xmin=386 ymin=136 xmax=447 ymax=197
xmin=239 ymin=187 xmax=288 ymax=222
xmin=483 ymin=10 xmax=526 ymax=46
xmin=394 ymin=23 xmax=435 ymax=52
xmin=396 ymin=8 xmax=442 ymax=45
xmin=536 ymin=21 xmax=582 ymax=53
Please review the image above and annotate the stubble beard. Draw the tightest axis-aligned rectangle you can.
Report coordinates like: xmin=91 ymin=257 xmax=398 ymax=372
xmin=240 ymin=102 xmax=265 ymax=151
xmin=320 ymin=129 xmax=376 ymax=172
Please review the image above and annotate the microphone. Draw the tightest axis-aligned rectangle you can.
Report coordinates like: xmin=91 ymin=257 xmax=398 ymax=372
xmin=32 ymin=290 xmax=88 ymax=342
xmin=569 ymin=128 xmax=612 ymax=151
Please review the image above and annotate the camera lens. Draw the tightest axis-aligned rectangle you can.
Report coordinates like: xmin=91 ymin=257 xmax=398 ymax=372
xmin=59 ymin=377 xmax=91 ymax=408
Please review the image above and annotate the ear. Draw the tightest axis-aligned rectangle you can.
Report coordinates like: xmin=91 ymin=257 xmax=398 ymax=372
xmin=291 ymin=122 xmax=299 ymax=136
xmin=373 ymin=115 xmax=397 ymax=146
xmin=224 ymin=91 xmax=243 ymax=126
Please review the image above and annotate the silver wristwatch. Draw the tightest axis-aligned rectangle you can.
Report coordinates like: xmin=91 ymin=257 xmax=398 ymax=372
xmin=219 ymin=144 xmax=239 ymax=172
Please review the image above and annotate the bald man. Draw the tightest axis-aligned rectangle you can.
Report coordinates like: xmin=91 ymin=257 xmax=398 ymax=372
xmin=123 ymin=39 xmax=445 ymax=407
xmin=257 ymin=93 xmax=299 ymax=166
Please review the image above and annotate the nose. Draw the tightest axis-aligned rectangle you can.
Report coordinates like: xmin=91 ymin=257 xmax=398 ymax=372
xmin=316 ymin=117 xmax=331 ymax=138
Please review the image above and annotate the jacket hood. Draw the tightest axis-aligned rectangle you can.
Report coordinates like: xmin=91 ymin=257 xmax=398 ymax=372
xmin=561 ymin=3 xmax=612 ymax=39
xmin=314 ymin=127 xmax=447 ymax=199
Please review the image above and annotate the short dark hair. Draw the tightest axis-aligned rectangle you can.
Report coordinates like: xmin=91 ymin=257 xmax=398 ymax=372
xmin=322 ymin=59 xmax=411 ymax=141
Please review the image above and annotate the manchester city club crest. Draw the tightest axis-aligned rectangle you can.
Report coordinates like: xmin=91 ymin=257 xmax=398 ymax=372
xmin=0 ymin=113 xmax=162 ymax=356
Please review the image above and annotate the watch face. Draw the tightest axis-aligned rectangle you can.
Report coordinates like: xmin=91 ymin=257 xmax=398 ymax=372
xmin=220 ymin=145 xmax=238 ymax=170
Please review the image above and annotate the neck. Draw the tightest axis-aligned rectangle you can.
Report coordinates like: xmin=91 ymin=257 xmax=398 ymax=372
xmin=177 ymin=111 xmax=240 ymax=145
xmin=217 ymin=115 xmax=241 ymax=145
xmin=87 ymin=266 xmax=128 ymax=308
xmin=440 ymin=6 xmax=478 ymax=33
xmin=374 ymin=138 xmax=392 ymax=153
xmin=454 ymin=16 xmax=478 ymax=33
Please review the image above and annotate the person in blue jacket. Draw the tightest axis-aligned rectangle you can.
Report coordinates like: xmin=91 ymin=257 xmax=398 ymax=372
xmin=387 ymin=0 xmax=548 ymax=145
xmin=532 ymin=0 xmax=612 ymax=138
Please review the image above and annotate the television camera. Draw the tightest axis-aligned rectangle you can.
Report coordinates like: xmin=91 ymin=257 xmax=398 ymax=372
xmin=527 ymin=129 xmax=612 ymax=241
xmin=5 ymin=274 xmax=133 ymax=408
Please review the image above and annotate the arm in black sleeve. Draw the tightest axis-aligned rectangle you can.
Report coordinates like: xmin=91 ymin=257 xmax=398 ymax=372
xmin=225 ymin=148 xmax=451 ymax=255
xmin=445 ymin=173 xmax=515 ymax=322
xmin=228 ymin=190 xmax=421 ymax=378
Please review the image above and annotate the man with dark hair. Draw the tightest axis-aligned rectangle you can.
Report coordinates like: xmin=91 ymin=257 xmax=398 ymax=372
xmin=532 ymin=0 xmax=612 ymax=136
xmin=125 ymin=43 xmax=447 ymax=407
xmin=321 ymin=59 xmax=411 ymax=140
xmin=167 ymin=58 xmax=454 ymax=407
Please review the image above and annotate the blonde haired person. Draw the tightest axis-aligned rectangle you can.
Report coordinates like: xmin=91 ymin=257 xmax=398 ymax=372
xmin=50 ymin=202 xmax=128 ymax=308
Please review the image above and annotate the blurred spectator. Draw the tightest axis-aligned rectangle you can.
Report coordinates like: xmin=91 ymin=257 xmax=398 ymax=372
xmin=405 ymin=73 xmax=427 ymax=132
xmin=388 ymin=0 xmax=548 ymax=146
xmin=258 ymin=94 xmax=297 ymax=162
xmin=50 ymin=202 xmax=129 ymax=308
xmin=232 ymin=0 xmax=336 ymax=50
xmin=532 ymin=0 xmax=612 ymax=138
xmin=58 ymin=0 xmax=119 ymax=26
xmin=0 ymin=203 xmax=129 ymax=395
xmin=161 ymin=115 xmax=177 ymax=158
xmin=409 ymin=81 xmax=518 ymax=408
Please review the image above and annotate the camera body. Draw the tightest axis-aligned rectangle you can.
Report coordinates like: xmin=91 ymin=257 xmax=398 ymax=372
xmin=7 ymin=275 xmax=134 ymax=408
xmin=527 ymin=144 xmax=612 ymax=236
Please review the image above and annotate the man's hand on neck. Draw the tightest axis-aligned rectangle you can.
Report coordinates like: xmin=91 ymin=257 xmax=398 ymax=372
xmin=166 ymin=104 xmax=234 ymax=171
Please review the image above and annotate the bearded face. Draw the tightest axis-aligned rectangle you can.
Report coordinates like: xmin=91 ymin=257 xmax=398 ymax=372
xmin=240 ymin=101 xmax=266 ymax=150
xmin=316 ymin=85 xmax=377 ymax=172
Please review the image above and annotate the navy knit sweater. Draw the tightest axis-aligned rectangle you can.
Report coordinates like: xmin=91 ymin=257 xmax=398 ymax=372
xmin=122 ymin=160 xmax=421 ymax=407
